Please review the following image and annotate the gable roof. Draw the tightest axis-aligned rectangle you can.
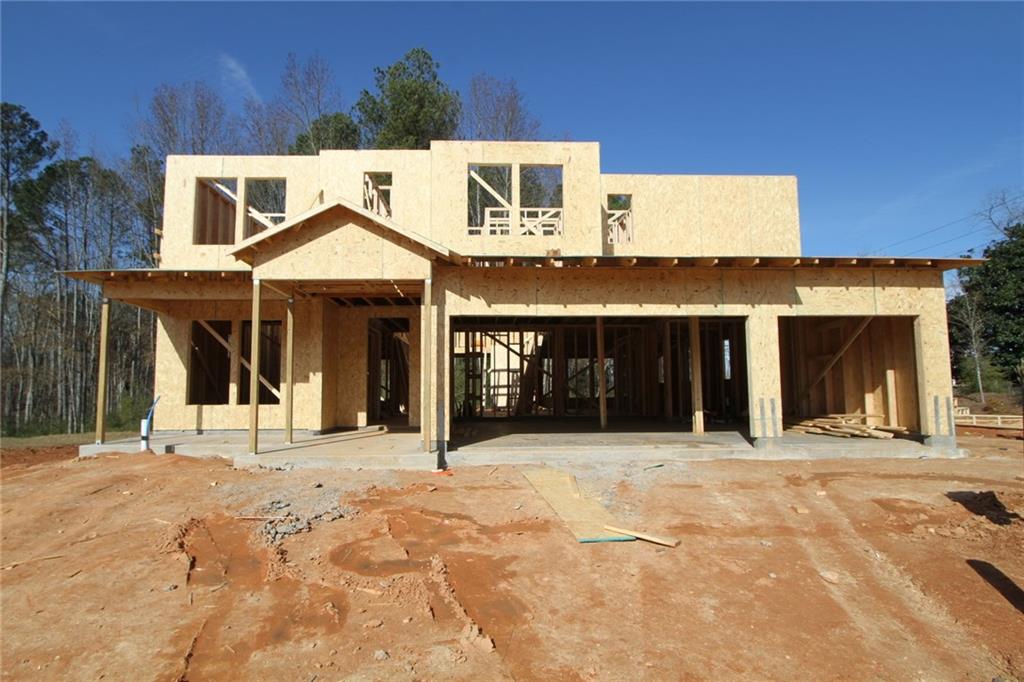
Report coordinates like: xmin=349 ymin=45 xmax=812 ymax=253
xmin=228 ymin=196 xmax=463 ymax=265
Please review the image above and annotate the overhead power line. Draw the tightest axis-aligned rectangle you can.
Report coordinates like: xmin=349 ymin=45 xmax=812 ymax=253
xmin=869 ymin=191 xmax=1024 ymax=255
xmin=901 ymin=225 xmax=996 ymax=257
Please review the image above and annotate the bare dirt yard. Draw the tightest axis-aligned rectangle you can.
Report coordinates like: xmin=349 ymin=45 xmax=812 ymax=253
xmin=2 ymin=435 xmax=1022 ymax=680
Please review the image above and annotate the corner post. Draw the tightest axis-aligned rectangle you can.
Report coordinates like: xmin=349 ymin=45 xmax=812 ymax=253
xmin=596 ymin=316 xmax=608 ymax=429
xmin=689 ymin=316 xmax=705 ymax=434
xmin=663 ymin=320 xmax=673 ymax=420
xmin=284 ymin=295 xmax=294 ymax=445
xmin=94 ymin=297 xmax=111 ymax=444
xmin=421 ymin=277 xmax=432 ymax=453
xmin=248 ymin=278 xmax=262 ymax=454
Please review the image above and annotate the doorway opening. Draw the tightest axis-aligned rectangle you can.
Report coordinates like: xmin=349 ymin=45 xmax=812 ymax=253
xmin=367 ymin=317 xmax=410 ymax=426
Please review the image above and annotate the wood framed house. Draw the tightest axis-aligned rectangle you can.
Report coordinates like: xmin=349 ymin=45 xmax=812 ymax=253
xmin=66 ymin=141 xmax=975 ymax=459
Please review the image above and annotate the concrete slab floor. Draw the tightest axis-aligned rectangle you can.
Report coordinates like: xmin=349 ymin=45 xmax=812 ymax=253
xmin=78 ymin=425 xmax=960 ymax=471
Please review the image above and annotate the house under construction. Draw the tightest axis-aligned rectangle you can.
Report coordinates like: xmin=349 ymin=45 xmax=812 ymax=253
xmin=66 ymin=141 xmax=976 ymax=461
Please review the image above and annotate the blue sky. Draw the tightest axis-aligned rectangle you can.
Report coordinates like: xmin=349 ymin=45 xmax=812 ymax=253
xmin=2 ymin=2 xmax=1021 ymax=258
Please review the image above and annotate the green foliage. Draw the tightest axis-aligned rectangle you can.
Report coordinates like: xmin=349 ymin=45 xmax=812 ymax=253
xmin=354 ymin=48 xmax=461 ymax=149
xmin=960 ymin=224 xmax=1024 ymax=376
xmin=290 ymin=112 xmax=360 ymax=154
xmin=107 ymin=392 xmax=154 ymax=431
xmin=948 ymin=223 xmax=1024 ymax=391
xmin=955 ymin=353 xmax=1008 ymax=395
xmin=1 ymin=103 xmax=58 ymax=192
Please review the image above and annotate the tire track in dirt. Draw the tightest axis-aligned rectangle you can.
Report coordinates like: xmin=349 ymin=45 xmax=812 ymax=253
xmin=785 ymin=484 xmax=1000 ymax=677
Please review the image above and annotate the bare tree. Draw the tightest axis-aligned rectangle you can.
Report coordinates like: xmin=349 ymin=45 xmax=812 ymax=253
xmin=242 ymin=98 xmax=292 ymax=155
xmin=948 ymin=278 xmax=989 ymax=403
xmin=461 ymin=74 xmax=541 ymax=141
xmin=982 ymin=189 xmax=1024 ymax=237
xmin=277 ymin=53 xmax=342 ymax=154
xmin=136 ymin=81 xmax=238 ymax=159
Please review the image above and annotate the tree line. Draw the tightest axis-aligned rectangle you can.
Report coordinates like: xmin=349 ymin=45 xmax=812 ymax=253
xmin=946 ymin=192 xmax=1024 ymax=408
xmin=1 ymin=48 xmax=545 ymax=435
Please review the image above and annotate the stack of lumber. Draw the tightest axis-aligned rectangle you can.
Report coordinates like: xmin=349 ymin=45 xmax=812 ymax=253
xmin=786 ymin=414 xmax=908 ymax=439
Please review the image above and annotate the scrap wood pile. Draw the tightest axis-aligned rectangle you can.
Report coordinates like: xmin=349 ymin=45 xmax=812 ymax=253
xmin=786 ymin=414 xmax=908 ymax=439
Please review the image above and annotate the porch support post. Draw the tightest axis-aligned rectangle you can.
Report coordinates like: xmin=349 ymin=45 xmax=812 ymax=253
xmin=94 ymin=297 xmax=110 ymax=444
xmin=248 ymin=278 xmax=262 ymax=454
xmin=596 ymin=316 xmax=608 ymax=429
xmin=662 ymin=320 xmax=673 ymax=420
xmin=421 ymin=277 xmax=432 ymax=453
xmin=284 ymin=295 xmax=294 ymax=444
xmin=689 ymin=316 xmax=705 ymax=434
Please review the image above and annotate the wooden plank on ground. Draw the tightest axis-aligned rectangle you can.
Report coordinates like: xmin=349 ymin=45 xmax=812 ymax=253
xmin=521 ymin=468 xmax=635 ymax=543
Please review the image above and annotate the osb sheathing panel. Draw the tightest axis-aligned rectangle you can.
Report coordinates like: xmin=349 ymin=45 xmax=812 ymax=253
xmin=162 ymin=155 xmax=320 ymax=270
xmin=600 ymin=175 xmax=800 ymax=257
xmin=318 ymin=150 xmax=432 ymax=237
xmin=152 ymin=297 xmax=325 ymax=431
xmin=429 ymin=141 xmax=604 ymax=256
xmin=105 ymin=280 xmax=253 ymax=301
xmin=162 ymin=145 xmax=801 ymax=270
xmin=251 ymin=213 xmax=431 ymax=281
xmin=435 ymin=266 xmax=952 ymax=437
xmin=320 ymin=305 xmax=422 ymax=429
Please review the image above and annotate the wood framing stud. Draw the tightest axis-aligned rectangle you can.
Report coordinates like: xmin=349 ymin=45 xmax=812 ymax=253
xmin=94 ymin=297 xmax=110 ymax=444
xmin=422 ymin=277 xmax=432 ymax=453
xmin=689 ymin=317 xmax=705 ymax=434
xmin=804 ymin=316 xmax=873 ymax=397
xmin=663 ymin=320 xmax=673 ymax=420
xmin=597 ymin=316 xmax=608 ymax=429
xmin=284 ymin=296 xmax=295 ymax=444
xmin=248 ymin=279 xmax=262 ymax=454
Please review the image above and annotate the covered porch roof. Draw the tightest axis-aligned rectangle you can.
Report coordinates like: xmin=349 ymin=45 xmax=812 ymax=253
xmin=227 ymin=196 xmax=466 ymax=266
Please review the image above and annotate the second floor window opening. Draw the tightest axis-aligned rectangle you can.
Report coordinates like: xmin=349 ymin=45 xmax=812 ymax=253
xmin=244 ymin=178 xmax=287 ymax=239
xmin=606 ymin=194 xmax=633 ymax=244
xmin=363 ymin=172 xmax=393 ymax=219
xmin=193 ymin=178 xmax=237 ymax=245
xmin=468 ymin=164 xmax=512 ymax=236
xmin=519 ymin=165 xmax=563 ymax=236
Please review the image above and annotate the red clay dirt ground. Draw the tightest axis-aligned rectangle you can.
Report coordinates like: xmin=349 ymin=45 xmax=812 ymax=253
xmin=1 ymin=435 xmax=1022 ymax=680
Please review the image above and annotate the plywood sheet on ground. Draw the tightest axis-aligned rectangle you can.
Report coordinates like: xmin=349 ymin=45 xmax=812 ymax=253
xmin=520 ymin=467 xmax=634 ymax=543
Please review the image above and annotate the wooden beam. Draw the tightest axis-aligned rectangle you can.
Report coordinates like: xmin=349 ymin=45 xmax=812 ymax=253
xmin=663 ymin=320 xmax=673 ymax=420
xmin=581 ymin=256 xmax=598 ymax=267
xmin=94 ymin=297 xmax=110 ymax=444
xmin=689 ymin=317 xmax=704 ymax=434
xmin=468 ymin=170 xmax=512 ymax=209
xmin=804 ymin=316 xmax=873 ymax=397
xmin=284 ymin=296 xmax=295 ymax=445
xmin=597 ymin=316 xmax=608 ymax=430
xmin=248 ymin=279 xmax=262 ymax=455
xmin=197 ymin=321 xmax=279 ymax=399
xmin=656 ymin=257 xmax=678 ymax=268
xmin=422 ymin=277 xmax=432 ymax=453
xmin=883 ymin=318 xmax=899 ymax=427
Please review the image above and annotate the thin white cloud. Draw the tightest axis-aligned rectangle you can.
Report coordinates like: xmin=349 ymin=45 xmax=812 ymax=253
xmin=218 ymin=52 xmax=261 ymax=103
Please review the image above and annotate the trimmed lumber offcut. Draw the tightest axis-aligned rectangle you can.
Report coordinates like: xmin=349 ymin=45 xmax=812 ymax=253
xmin=604 ymin=525 xmax=680 ymax=548
xmin=786 ymin=415 xmax=897 ymax=439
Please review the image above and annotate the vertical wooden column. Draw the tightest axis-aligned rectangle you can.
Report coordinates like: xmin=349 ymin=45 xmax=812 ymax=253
xmin=689 ymin=316 xmax=705 ymax=434
xmin=596 ymin=316 xmax=608 ymax=429
xmin=248 ymin=279 xmax=262 ymax=454
xmin=662 ymin=320 xmax=673 ymax=420
xmin=421 ymin=278 xmax=432 ymax=452
xmin=94 ymin=297 xmax=111 ymax=444
xmin=883 ymin=318 xmax=899 ymax=427
xmin=284 ymin=295 xmax=295 ymax=444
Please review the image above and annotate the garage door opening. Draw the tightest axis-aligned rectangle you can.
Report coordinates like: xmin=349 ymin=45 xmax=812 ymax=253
xmin=778 ymin=316 xmax=920 ymax=437
xmin=450 ymin=316 xmax=749 ymax=446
